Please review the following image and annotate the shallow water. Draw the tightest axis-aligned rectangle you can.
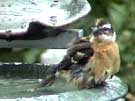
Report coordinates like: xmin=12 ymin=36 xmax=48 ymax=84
xmin=0 ymin=77 xmax=77 ymax=99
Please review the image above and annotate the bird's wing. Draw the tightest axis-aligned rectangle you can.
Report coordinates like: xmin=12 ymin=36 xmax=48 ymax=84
xmin=57 ymin=37 xmax=93 ymax=70
xmin=35 ymin=37 xmax=94 ymax=88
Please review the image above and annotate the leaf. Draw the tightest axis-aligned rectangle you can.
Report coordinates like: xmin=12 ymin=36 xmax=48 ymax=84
xmin=108 ymin=3 xmax=128 ymax=31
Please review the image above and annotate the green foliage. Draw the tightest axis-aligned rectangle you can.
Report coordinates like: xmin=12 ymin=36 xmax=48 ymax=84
xmin=22 ymin=49 xmax=45 ymax=63
xmin=109 ymin=3 xmax=127 ymax=31
xmin=0 ymin=48 xmax=45 ymax=63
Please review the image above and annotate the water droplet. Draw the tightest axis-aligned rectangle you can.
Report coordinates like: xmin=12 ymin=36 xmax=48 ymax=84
xmin=49 ymin=16 xmax=57 ymax=25
xmin=50 ymin=0 xmax=59 ymax=7
xmin=8 ymin=4 xmax=11 ymax=7
xmin=6 ymin=30 xmax=12 ymax=33
xmin=50 ymin=16 xmax=57 ymax=22
xmin=53 ymin=0 xmax=59 ymax=2
xmin=1 ymin=4 xmax=5 ymax=7
xmin=50 ymin=3 xmax=57 ymax=7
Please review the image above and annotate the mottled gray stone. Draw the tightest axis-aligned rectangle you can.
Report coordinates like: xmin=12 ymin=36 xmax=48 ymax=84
xmin=0 ymin=0 xmax=89 ymax=48
xmin=0 ymin=0 xmax=91 ymax=35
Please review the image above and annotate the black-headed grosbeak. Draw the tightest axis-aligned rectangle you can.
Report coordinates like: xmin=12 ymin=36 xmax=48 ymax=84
xmin=36 ymin=18 xmax=120 ymax=89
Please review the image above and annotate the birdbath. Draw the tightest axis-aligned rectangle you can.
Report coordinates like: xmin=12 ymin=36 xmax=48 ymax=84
xmin=0 ymin=0 xmax=128 ymax=101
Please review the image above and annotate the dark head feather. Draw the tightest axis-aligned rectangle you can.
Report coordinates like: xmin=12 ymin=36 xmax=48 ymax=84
xmin=91 ymin=18 xmax=114 ymax=37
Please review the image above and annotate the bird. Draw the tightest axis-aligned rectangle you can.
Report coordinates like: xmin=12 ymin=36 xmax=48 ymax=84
xmin=82 ymin=18 xmax=120 ymax=87
xmin=36 ymin=18 xmax=120 ymax=89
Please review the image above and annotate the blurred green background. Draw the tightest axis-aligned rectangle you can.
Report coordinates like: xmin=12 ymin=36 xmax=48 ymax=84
xmin=0 ymin=0 xmax=134 ymax=94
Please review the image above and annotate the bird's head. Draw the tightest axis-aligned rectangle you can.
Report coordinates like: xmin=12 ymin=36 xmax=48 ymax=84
xmin=90 ymin=18 xmax=116 ymax=42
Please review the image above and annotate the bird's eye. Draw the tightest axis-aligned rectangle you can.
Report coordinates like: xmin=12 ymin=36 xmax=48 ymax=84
xmin=104 ymin=29 xmax=108 ymax=31
xmin=103 ymin=28 xmax=113 ymax=33
xmin=101 ymin=28 xmax=113 ymax=35
xmin=93 ymin=30 xmax=102 ymax=36
xmin=102 ymin=28 xmax=109 ymax=32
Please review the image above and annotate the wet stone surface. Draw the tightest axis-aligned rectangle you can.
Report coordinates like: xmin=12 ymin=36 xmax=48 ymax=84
xmin=0 ymin=78 xmax=76 ymax=99
xmin=0 ymin=63 xmax=128 ymax=101
xmin=0 ymin=0 xmax=91 ymax=31
xmin=0 ymin=76 xmax=128 ymax=101
xmin=0 ymin=63 xmax=128 ymax=100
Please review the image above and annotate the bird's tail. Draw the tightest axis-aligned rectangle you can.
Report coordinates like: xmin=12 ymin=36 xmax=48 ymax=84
xmin=36 ymin=74 xmax=56 ymax=88
xmin=34 ymin=64 xmax=58 ymax=88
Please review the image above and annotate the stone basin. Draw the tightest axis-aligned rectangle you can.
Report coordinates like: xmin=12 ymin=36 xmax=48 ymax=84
xmin=0 ymin=0 xmax=89 ymax=47
xmin=0 ymin=0 xmax=91 ymax=35
xmin=0 ymin=63 xmax=128 ymax=101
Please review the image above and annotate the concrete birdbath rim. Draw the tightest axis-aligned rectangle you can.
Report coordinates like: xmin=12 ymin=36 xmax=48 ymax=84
xmin=0 ymin=63 xmax=128 ymax=101
xmin=0 ymin=0 xmax=91 ymax=34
